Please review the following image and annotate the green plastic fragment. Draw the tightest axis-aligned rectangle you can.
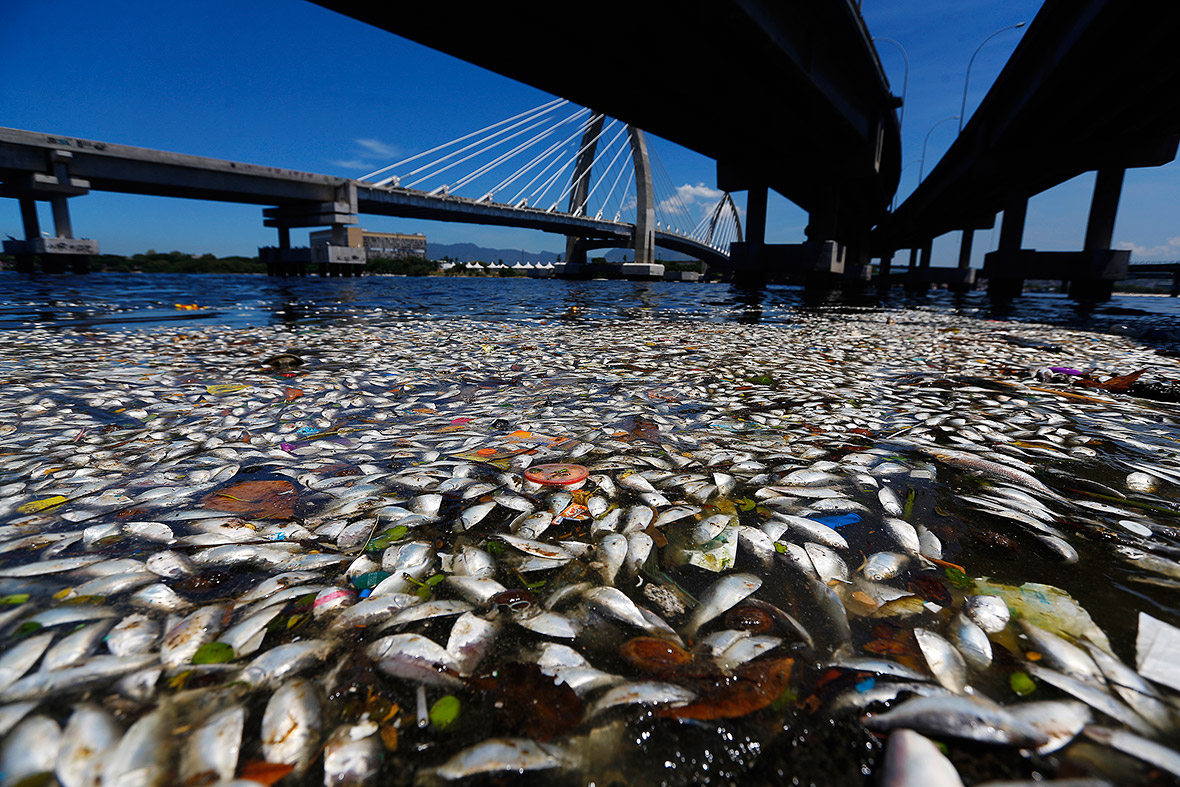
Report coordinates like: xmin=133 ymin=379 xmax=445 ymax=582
xmin=1009 ymin=671 xmax=1036 ymax=696
xmin=773 ymin=542 xmax=788 ymax=554
xmin=429 ymin=694 xmax=461 ymax=729
xmin=353 ymin=571 xmax=392 ymax=590
xmin=192 ymin=641 xmax=235 ymax=664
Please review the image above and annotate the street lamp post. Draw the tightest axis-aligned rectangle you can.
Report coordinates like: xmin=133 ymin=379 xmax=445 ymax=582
xmin=892 ymin=159 xmax=922 ymax=212
xmin=873 ymin=36 xmax=909 ymax=132
xmin=919 ymin=115 xmax=959 ymax=183
xmin=959 ymin=22 xmax=1026 ymax=133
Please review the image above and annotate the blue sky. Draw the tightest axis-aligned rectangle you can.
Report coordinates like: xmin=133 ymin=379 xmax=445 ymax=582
xmin=3 ymin=0 xmax=1178 ymax=263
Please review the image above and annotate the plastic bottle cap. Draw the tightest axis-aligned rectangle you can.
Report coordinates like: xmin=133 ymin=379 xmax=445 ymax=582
xmin=524 ymin=463 xmax=589 ymax=485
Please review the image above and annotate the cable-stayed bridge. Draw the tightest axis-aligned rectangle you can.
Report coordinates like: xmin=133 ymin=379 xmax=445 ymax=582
xmin=0 ymin=103 xmax=742 ymax=274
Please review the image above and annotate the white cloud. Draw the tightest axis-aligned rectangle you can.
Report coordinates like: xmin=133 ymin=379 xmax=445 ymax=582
xmin=355 ymin=138 xmax=401 ymax=158
xmin=1116 ymin=236 xmax=1180 ymax=259
xmin=332 ymin=159 xmax=371 ymax=170
xmin=657 ymin=182 xmax=725 ymax=217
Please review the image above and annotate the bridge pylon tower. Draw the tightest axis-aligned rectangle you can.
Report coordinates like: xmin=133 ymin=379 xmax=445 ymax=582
xmin=564 ymin=118 xmax=654 ymax=266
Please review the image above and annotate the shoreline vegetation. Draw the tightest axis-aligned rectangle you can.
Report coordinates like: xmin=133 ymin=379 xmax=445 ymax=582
xmin=0 ymin=250 xmax=1173 ymax=293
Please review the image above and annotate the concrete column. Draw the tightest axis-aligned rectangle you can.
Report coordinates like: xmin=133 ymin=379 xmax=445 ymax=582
xmin=49 ymin=195 xmax=73 ymax=239
xmin=918 ymin=240 xmax=932 ymax=269
xmin=745 ymin=185 xmax=767 ymax=246
xmin=1083 ymin=167 xmax=1125 ymax=251
xmin=731 ymin=185 xmax=767 ymax=287
xmin=989 ymin=192 xmax=1028 ymax=299
xmin=998 ymin=193 xmax=1027 ymax=253
xmin=278 ymin=227 xmax=291 ymax=249
xmin=877 ymin=252 xmax=893 ymax=293
xmin=957 ymin=229 xmax=974 ymax=269
xmin=805 ymin=185 xmax=839 ymax=243
xmin=1070 ymin=167 xmax=1126 ymax=300
xmin=19 ymin=198 xmax=40 ymax=240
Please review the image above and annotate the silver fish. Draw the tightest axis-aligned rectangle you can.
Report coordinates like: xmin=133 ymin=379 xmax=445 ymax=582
xmin=862 ymin=694 xmax=1048 ymax=748
xmin=682 ymin=573 xmax=761 ymax=638
xmin=881 ymin=729 xmax=964 ymax=787
xmin=262 ymin=677 xmax=322 ymax=774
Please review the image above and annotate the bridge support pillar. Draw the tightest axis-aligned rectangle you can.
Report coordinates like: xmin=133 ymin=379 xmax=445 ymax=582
xmin=876 ymin=252 xmax=894 ymax=293
xmin=951 ymin=229 xmax=975 ymax=293
xmin=14 ymin=199 xmax=40 ymax=273
xmin=842 ymin=234 xmax=873 ymax=286
xmin=986 ymin=194 xmax=1029 ymax=299
xmin=2 ymin=151 xmax=98 ymax=274
xmin=905 ymin=240 xmax=932 ymax=293
xmin=1069 ymin=167 xmax=1126 ymax=300
xmin=731 ymin=185 xmax=768 ymax=286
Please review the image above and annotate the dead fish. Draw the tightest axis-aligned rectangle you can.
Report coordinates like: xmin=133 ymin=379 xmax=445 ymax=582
xmin=880 ymin=729 xmax=964 ymax=787
xmin=323 ymin=721 xmax=382 ymax=785
xmin=436 ymin=737 xmax=568 ymax=780
xmin=913 ymin=628 xmax=968 ymax=694
xmin=682 ymin=573 xmax=762 ymax=638
xmin=862 ymin=694 xmax=1049 ymax=748
xmin=963 ymin=595 xmax=1009 ymax=634
xmin=1007 ymin=700 xmax=1091 ymax=754
xmin=1082 ymin=726 xmax=1180 ymax=779
xmin=261 ymin=678 xmax=322 ymax=775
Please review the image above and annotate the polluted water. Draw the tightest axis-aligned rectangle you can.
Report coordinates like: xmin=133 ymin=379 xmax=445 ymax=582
xmin=0 ymin=306 xmax=1179 ymax=786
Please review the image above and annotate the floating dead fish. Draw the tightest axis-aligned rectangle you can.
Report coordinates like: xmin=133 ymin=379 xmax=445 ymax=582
xmin=862 ymin=694 xmax=1049 ymax=748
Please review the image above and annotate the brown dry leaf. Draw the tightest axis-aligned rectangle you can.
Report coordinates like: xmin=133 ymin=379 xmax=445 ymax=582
xmin=201 ymin=479 xmax=298 ymax=520
xmin=237 ymin=761 xmax=296 ymax=786
xmin=1075 ymin=368 xmax=1147 ymax=392
xmin=658 ymin=657 xmax=793 ymax=721
xmin=471 ymin=662 xmax=583 ymax=742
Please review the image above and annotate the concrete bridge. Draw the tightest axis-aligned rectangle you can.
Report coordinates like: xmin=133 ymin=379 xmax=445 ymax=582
xmin=0 ymin=126 xmax=733 ymax=275
xmin=874 ymin=0 xmax=1180 ymax=300
xmin=312 ymin=0 xmax=902 ymax=284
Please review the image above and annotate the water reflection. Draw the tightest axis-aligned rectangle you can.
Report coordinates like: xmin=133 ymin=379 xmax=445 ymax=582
xmin=0 ymin=273 xmax=1177 ymax=351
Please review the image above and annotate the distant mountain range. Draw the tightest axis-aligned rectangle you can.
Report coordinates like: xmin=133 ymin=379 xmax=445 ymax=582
xmin=427 ymin=241 xmax=694 ymax=264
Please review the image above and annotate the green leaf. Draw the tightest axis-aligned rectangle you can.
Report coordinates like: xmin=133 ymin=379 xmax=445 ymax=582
xmin=486 ymin=540 xmax=505 ymax=555
xmin=770 ymin=685 xmax=797 ymax=712
xmin=0 ymin=594 xmax=29 ymax=605
xmin=366 ymin=524 xmax=410 ymax=551
xmin=192 ymin=641 xmax=235 ymax=664
xmin=429 ymin=695 xmax=461 ymax=729
xmin=1009 ymin=671 xmax=1036 ymax=696
xmin=735 ymin=497 xmax=756 ymax=512
xmin=13 ymin=621 xmax=42 ymax=638
xmin=773 ymin=542 xmax=788 ymax=554
xmin=944 ymin=566 xmax=973 ymax=590
xmin=424 ymin=574 xmax=445 ymax=587
xmin=903 ymin=489 xmax=916 ymax=520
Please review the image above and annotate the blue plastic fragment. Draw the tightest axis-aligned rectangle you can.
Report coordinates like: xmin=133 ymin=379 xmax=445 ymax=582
xmin=358 ymin=588 xmax=372 ymax=599
xmin=856 ymin=677 xmax=876 ymax=693
xmin=808 ymin=512 xmax=861 ymax=528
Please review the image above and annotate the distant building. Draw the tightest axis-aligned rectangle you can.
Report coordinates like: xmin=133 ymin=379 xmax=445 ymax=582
xmin=308 ymin=227 xmax=427 ymax=260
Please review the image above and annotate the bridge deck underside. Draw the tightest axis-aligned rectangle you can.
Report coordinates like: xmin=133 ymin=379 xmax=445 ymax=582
xmin=878 ymin=0 xmax=1180 ymax=251
xmin=312 ymin=0 xmax=901 ymax=229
